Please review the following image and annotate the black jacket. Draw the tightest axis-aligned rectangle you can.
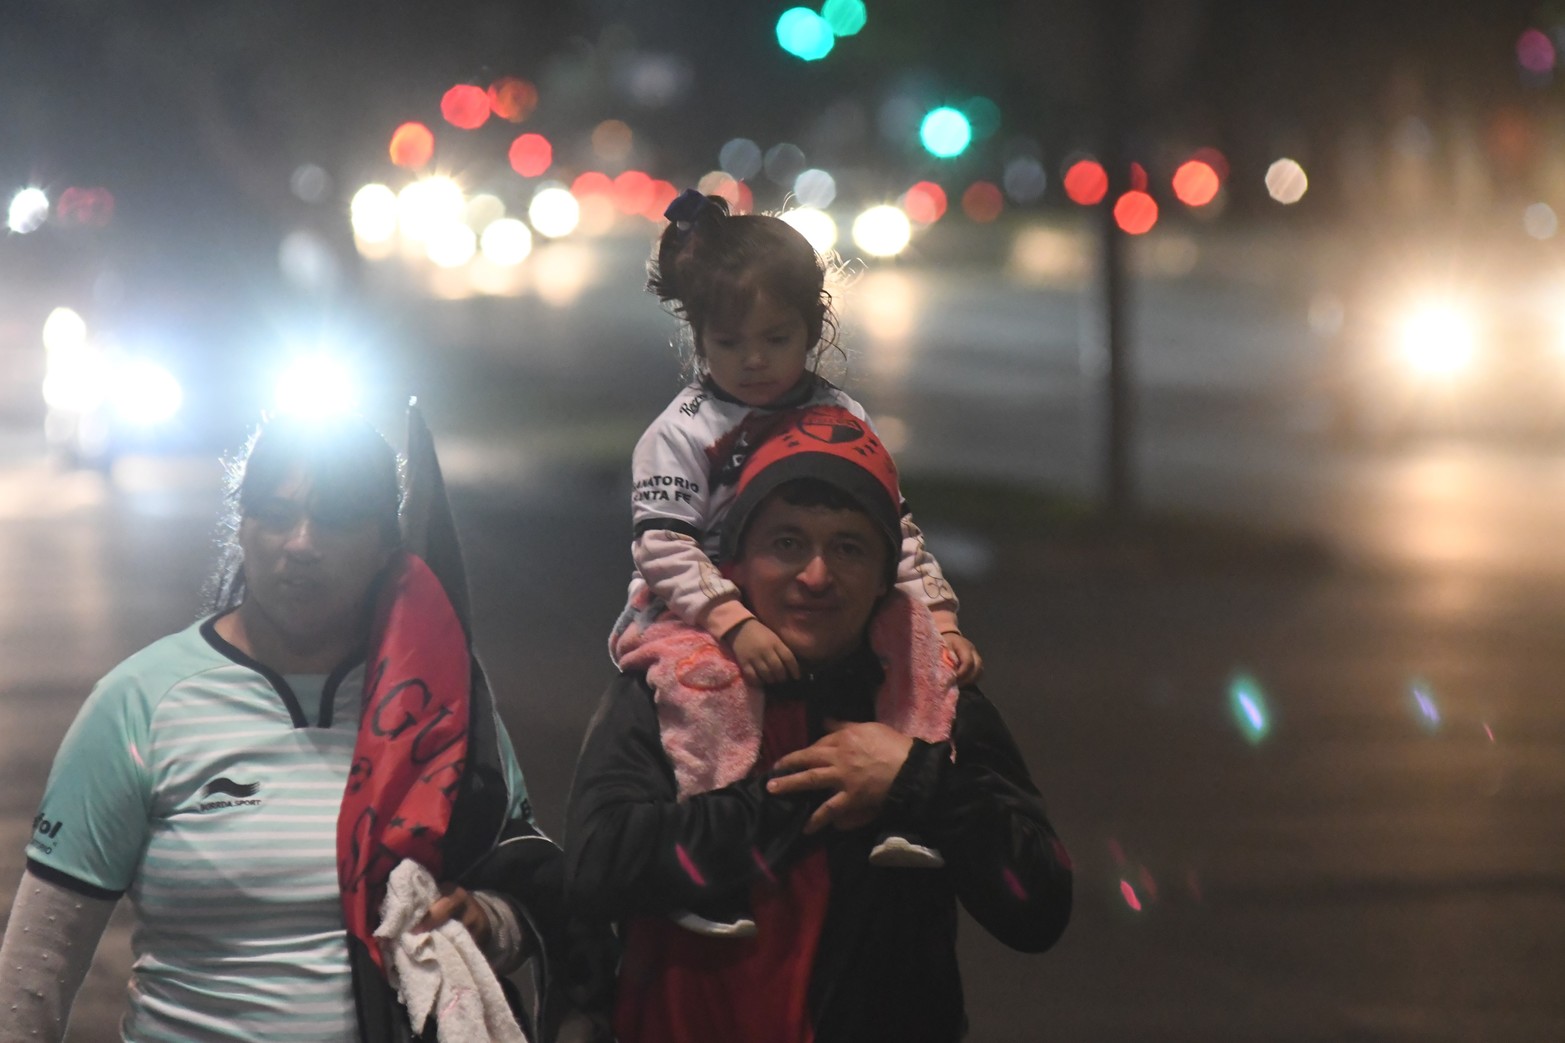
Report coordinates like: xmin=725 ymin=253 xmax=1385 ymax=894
xmin=564 ymin=646 xmax=1072 ymax=1042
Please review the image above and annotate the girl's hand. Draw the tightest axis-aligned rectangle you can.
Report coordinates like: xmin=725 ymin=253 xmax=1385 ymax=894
xmin=728 ymin=620 xmax=800 ymax=685
xmin=941 ymin=631 xmax=984 ymax=685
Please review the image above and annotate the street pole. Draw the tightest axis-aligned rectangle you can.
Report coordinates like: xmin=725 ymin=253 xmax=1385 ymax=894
xmin=1098 ymin=0 xmax=1135 ymax=524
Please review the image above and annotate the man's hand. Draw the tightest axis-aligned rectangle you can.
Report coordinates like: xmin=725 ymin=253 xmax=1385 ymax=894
xmin=728 ymin=619 xmax=801 ymax=685
xmin=416 ymin=883 xmax=491 ymax=950
xmin=767 ymin=720 xmax=914 ymax=834
xmin=941 ymin=631 xmax=983 ymax=685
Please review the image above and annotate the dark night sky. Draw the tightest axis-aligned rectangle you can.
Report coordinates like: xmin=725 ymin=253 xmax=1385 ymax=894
xmin=0 ymin=0 xmax=1555 ymax=259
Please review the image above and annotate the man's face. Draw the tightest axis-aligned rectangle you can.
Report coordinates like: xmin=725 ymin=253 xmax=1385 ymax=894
xmin=238 ymin=468 xmax=392 ymax=647
xmin=729 ymin=494 xmax=890 ymax=668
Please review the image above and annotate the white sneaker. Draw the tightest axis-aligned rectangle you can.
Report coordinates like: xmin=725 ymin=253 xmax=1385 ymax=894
xmin=671 ymin=910 xmax=758 ymax=938
xmin=869 ymin=834 xmax=946 ymax=869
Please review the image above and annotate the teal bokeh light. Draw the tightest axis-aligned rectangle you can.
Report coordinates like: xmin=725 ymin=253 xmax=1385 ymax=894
xmin=1228 ymin=672 xmax=1271 ymax=744
xmin=919 ymin=106 xmax=972 ymax=158
xmin=776 ymin=8 xmax=835 ymax=60
xmin=821 ymin=0 xmax=867 ymax=36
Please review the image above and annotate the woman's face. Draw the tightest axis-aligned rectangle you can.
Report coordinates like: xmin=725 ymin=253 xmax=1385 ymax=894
xmin=238 ymin=468 xmax=392 ymax=649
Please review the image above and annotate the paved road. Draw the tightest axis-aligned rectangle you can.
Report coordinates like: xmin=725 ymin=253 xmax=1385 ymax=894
xmin=2 ymin=224 xmax=1563 ymax=1040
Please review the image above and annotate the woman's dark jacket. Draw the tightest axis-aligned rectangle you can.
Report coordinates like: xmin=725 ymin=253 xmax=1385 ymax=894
xmin=351 ymin=663 xmax=569 ymax=1043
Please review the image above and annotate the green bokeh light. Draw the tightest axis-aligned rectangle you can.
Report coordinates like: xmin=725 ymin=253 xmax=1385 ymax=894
xmin=919 ymin=106 xmax=972 ymax=158
xmin=1228 ymin=672 xmax=1271 ymax=744
xmin=821 ymin=0 xmax=867 ymax=36
xmin=777 ymin=8 xmax=835 ymax=61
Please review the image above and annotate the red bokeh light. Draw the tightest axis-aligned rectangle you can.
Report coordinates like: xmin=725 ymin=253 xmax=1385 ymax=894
xmin=508 ymin=133 xmax=553 ymax=177
xmin=1518 ymin=28 xmax=1556 ymax=74
xmin=1172 ymin=160 xmax=1220 ymax=207
xmin=962 ymin=181 xmax=1004 ymax=223
xmin=441 ymin=85 xmax=490 ymax=130
xmin=572 ymin=171 xmax=614 ymax=197
xmin=613 ymin=170 xmax=655 ymax=215
xmin=647 ymin=179 xmax=680 ymax=220
xmin=1129 ymin=162 xmax=1148 ymax=192
xmin=488 ymin=77 xmax=538 ymax=122
xmin=903 ymin=181 xmax=948 ymax=224
xmin=1064 ymin=160 xmax=1108 ymax=206
xmin=57 ymin=186 xmax=115 ymax=227
xmin=1191 ymin=146 xmax=1230 ymax=181
xmin=1113 ymin=190 xmax=1158 ymax=235
xmin=389 ymin=122 xmax=435 ymax=168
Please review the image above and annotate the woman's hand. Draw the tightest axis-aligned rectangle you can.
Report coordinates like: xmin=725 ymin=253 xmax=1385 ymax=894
xmin=416 ymin=883 xmax=490 ymax=950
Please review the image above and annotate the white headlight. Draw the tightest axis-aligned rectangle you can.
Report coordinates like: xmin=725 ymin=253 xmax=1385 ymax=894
xmin=1398 ymin=304 xmax=1477 ymax=376
xmin=111 ymin=359 xmax=183 ymax=425
xmin=274 ymin=355 xmax=359 ymax=417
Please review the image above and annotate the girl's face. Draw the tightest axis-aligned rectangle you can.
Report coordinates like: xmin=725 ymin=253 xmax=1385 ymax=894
xmin=699 ymin=291 xmax=813 ymax=407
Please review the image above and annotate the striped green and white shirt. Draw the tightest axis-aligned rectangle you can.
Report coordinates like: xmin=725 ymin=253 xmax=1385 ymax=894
xmin=26 ymin=616 xmax=528 ymax=1042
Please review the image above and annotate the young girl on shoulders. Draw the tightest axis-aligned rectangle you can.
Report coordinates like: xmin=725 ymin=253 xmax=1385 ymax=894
xmin=610 ymin=188 xmax=982 ymax=934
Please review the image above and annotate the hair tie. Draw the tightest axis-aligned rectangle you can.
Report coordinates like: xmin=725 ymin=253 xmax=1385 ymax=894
xmin=664 ymin=188 xmax=712 ymax=236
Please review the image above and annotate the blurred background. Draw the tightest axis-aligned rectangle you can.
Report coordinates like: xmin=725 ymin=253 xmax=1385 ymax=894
xmin=3 ymin=1 xmax=1564 ymax=1039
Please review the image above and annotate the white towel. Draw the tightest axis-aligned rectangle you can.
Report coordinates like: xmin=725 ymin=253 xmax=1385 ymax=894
xmin=374 ymin=859 xmax=529 ymax=1043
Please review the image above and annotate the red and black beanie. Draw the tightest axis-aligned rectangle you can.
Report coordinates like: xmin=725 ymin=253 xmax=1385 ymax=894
xmin=719 ymin=404 xmax=901 ymax=572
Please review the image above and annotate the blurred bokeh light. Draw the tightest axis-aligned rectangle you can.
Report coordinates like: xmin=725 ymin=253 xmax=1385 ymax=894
xmin=903 ymin=181 xmax=947 ymax=224
xmin=776 ymin=8 xmax=835 ymax=61
xmin=529 ymin=185 xmax=581 ymax=238
xmin=1516 ymin=28 xmax=1556 ymax=74
xmin=592 ymin=120 xmax=634 ymax=164
xmin=8 ymin=188 xmax=49 ymax=234
xmin=1064 ymin=159 xmax=1108 ymax=206
xmin=509 ymin=133 xmax=553 ymax=178
xmin=779 ymin=207 xmax=838 ymax=255
xmin=919 ymin=107 xmax=973 ymax=158
xmin=962 ymin=181 xmax=1004 ymax=223
xmin=441 ymin=84 xmax=490 ymax=130
xmin=1113 ymin=190 xmax=1158 ymax=234
xmin=1172 ymin=159 xmax=1220 ymax=207
xmin=1265 ymin=158 xmax=1309 ymax=204
xmin=1003 ymin=157 xmax=1047 ymax=203
xmin=720 ymin=138 xmax=763 ymax=181
xmin=852 ymin=204 xmax=912 ymax=258
xmin=820 ymin=0 xmax=867 ymax=36
xmin=389 ymin=122 xmax=435 ymax=169
xmin=488 ymin=76 xmax=538 ymax=122
xmin=350 ymin=184 xmax=399 ymax=251
xmin=792 ymin=168 xmax=837 ymax=209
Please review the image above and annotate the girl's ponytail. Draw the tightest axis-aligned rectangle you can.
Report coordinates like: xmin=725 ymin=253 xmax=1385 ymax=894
xmin=648 ymin=190 xmax=729 ymax=307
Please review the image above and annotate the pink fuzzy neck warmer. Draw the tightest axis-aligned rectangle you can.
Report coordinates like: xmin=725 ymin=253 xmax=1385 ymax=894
xmin=612 ymin=589 xmax=959 ymax=800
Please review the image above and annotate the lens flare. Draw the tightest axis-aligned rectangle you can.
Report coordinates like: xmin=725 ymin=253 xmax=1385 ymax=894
xmin=273 ymin=356 xmax=358 ymax=417
xmin=112 ymin=359 xmax=183 ymax=426
xmin=1228 ymin=672 xmax=1270 ymax=743
xmin=1398 ymin=304 xmax=1477 ymax=376
xmin=8 ymin=188 xmax=49 ymax=233
xmin=1410 ymin=681 xmax=1441 ymax=731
